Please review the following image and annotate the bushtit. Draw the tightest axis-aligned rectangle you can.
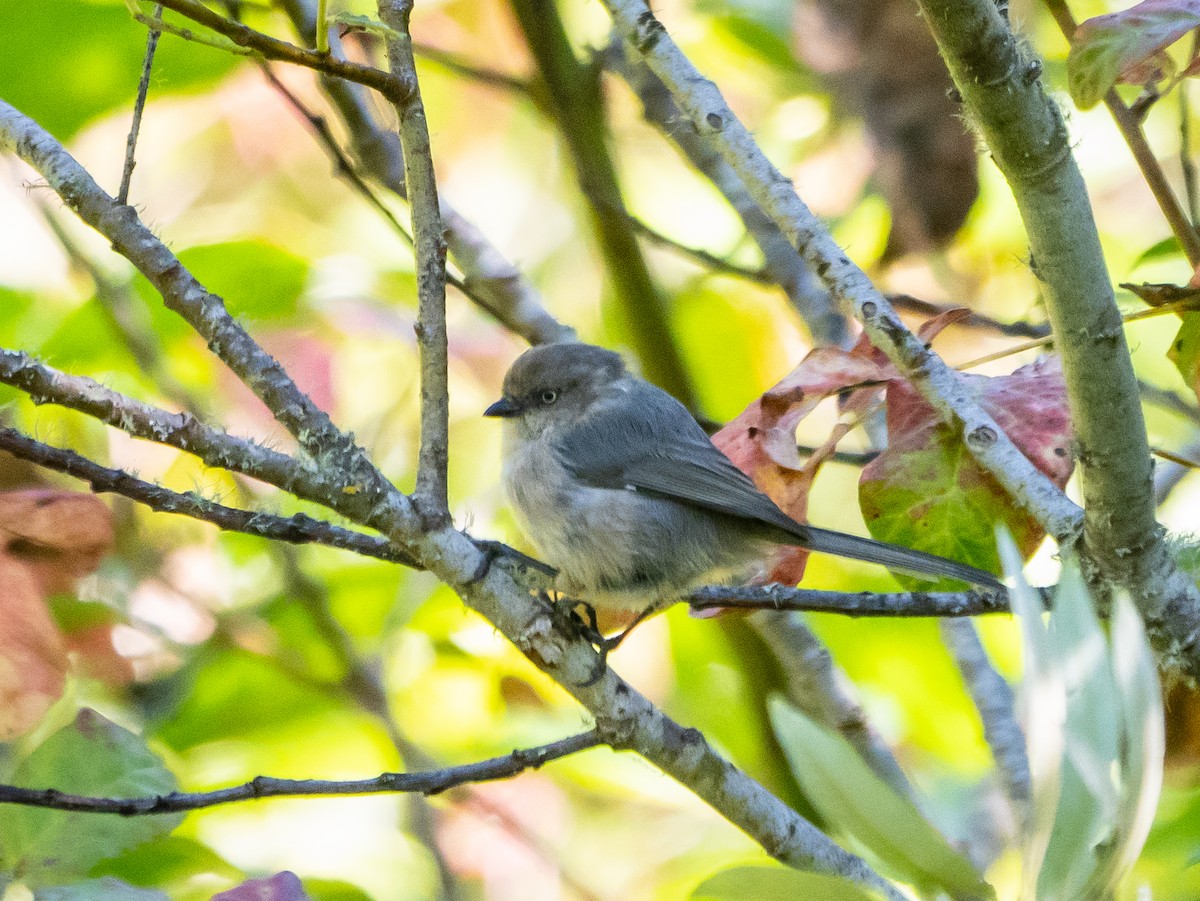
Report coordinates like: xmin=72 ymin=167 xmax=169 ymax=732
xmin=485 ymin=342 xmax=1001 ymax=613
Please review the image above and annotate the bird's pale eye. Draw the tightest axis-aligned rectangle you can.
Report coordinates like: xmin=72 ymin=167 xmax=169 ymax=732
xmin=540 ymin=389 xmax=558 ymax=405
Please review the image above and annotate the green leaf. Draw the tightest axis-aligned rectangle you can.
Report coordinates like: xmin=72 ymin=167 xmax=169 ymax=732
xmin=861 ymin=358 xmax=1071 ymax=580
xmin=1169 ymin=312 xmax=1200 ymax=402
xmin=172 ymin=243 xmax=309 ymax=322
xmin=148 ymin=648 xmax=340 ymax=751
xmin=91 ymin=835 xmax=243 ymax=889
xmin=1068 ymin=0 xmax=1200 ymax=109
xmin=1011 ymin=551 xmax=1166 ymax=900
xmin=0 ymin=709 xmax=183 ymax=883
xmin=692 ymin=864 xmax=884 ymax=901
xmin=1002 ymin=528 xmax=1065 ymax=898
xmin=1084 ymin=594 xmax=1165 ymax=896
xmin=767 ymin=698 xmax=993 ymax=898
xmin=0 ymin=0 xmax=239 ymax=140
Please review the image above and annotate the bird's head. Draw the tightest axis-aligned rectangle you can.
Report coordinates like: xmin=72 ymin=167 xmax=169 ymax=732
xmin=485 ymin=342 xmax=627 ymax=439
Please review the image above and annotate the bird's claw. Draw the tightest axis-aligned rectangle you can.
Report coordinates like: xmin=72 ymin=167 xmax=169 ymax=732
xmin=467 ymin=539 xmax=558 ymax=586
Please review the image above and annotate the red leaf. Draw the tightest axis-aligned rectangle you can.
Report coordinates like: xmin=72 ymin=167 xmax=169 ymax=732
xmin=0 ymin=489 xmax=114 ymax=595
xmin=861 ymin=356 xmax=1072 ymax=569
xmin=713 ymin=339 xmax=890 ymax=582
xmin=0 ymin=556 xmax=68 ymax=739
xmin=1070 ymin=0 xmax=1200 ymax=108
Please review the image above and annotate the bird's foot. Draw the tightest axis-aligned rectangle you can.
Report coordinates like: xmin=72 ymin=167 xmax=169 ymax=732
xmin=548 ymin=597 xmax=662 ymax=687
xmin=467 ymin=539 xmax=558 ymax=586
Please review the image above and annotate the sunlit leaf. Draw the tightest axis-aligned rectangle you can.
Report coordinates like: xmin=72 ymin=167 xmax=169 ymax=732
xmin=1069 ymin=0 xmax=1200 ymax=108
xmin=767 ymin=697 xmax=993 ymax=898
xmin=0 ymin=709 xmax=183 ymax=882
xmin=1168 ymin=312 xmax=1200 ymax=402
xmin=861 ymin=357 xmax=1071 ymax=579
xmin=1036 ymin=563 xmax=1119 ymax=901
xmin=692 ymin=864 xmax=884 ymax=901
xmin=998 ymin=528 xmax=1062 ymax=897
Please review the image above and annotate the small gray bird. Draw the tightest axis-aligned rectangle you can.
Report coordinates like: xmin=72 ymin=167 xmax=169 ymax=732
xmin=485 ymin=342 xmax=1001 ymax=612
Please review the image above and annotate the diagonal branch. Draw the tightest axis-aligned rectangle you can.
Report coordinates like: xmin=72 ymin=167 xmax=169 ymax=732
xmin=914 ymin=0 xmax=1200 ymax=673
xmin=0 ymin=427 xmax=417 ymax=567
xmin=597 ymin=0 xmax=1081 ymax=543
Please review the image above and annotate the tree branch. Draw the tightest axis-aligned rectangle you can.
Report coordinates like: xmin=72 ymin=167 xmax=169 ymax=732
xmin=941 ymin=619 xmax=1030 ymax=816
xmin=149 ymin=0 xmax=408 ymax=102
xmin=0 ymin=427 xmax=418 ymax=568
xmin=275 ymin=0 xmax=575 ymax=347
xmin=689 ymin=583 xmax=1030 ymax=617
xmin=914 ymin=0 xmax=1200 ymax=672
xmin=597 ymin=0 xmax=1082 ymax=543
xmin=377 ymin=0 xmax=450 ymax=522
xmin=0 ymin=731 xmax=603 ymax=815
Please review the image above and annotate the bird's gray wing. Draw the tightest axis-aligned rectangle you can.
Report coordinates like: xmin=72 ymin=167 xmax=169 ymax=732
xmin=557 ymin=382 xmax=1002 ymax=588
xmin=557 ymin=382 xmax=808 ymax=535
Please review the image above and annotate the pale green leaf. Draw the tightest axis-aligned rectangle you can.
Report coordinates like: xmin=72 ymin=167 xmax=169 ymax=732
xmin=0 ymin=709 xmax=183 ymax=883
xmin=692 ymin=864 xmax=884 ymax=901
xmin=767 ymin=698 xmax=993 ymax=898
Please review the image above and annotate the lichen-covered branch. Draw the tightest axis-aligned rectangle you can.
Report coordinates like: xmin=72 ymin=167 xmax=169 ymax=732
xmin=597 ymin=0 xmax=1081 ymax=545
xmin=689 ymin=583 xmax=1022 ymax=616
xmin=1 ymin=100 xmax=900 ymax=892
xmin=378 ymin=0 xmax=450 ymax=522
xmin=0 ymin=427 xmax=416 ymax=567
xmin=914 ymin=0 xmax=1200 ymax=672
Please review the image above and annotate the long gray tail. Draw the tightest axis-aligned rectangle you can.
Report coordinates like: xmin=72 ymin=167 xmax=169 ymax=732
xmin=796 ymin=525 xmax=1003 ymax=589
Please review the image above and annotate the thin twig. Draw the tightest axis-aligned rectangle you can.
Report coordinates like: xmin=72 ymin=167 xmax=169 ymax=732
xmin=0 ymin=427 xmax=419 ymax=568
xmin=956 ymin=295 xmax=1200 ymax=371
xmin=378 ymin=0 xmax=450 ymax=522
xmin=1044 ymin=0 xmax=1200 ymax=267
xmin=688 ymin=583 xmax=1040 ymax=617
xmin=119 ymin=4 xmax=163 ymax=204
xmin=1182 ymin=60 xmax=1200 ymax=225
xmin=149 ymin=0 xmax=405 ymax=99
xmin=941 ymin=619 xmax=1031 ymax=817
xmin=0 ymin=731 xmax=603 ymax=815
xmin=412 ymin=41 xmax=530 ymax=94
xmin=886 ymin=293 xmax=1051 ymax=340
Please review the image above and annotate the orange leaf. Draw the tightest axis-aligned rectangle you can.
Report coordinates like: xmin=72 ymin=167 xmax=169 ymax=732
xmin=0 ymin=489 xmax=114 ymax=595
xmin=0 ymin=556 xmax=68 ymax=739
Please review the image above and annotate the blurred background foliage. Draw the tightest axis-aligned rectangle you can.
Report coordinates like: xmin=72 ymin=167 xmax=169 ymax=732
xmin=1 ymin=0 xmax=1200 ymax=898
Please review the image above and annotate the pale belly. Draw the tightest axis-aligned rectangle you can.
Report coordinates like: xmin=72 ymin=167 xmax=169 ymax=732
xmin=502 ymin=435 xmax=765 ymax=609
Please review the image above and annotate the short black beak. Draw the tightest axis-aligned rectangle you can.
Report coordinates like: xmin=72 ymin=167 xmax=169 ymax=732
xmin=484 ymin=397 xmax=521 ymax=418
